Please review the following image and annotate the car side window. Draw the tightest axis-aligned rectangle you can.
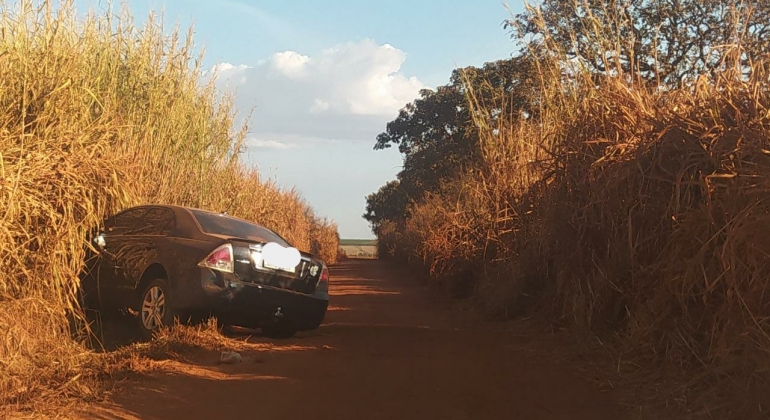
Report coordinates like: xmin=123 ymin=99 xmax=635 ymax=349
xmin=144 ymin=207 xmax=175 ymax=235
xmin=105 ymin=207 xmax=175 ymax=236
xmin=106 ymin=208 xmax=148 ymax=235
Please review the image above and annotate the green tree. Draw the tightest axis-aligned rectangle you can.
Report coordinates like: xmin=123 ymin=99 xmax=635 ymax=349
xmin=362 ymin=180 xmax=410 ymax=236
xmin=364 ymin=56 xmax=537 ymax=227
xmin=366 ymin=56 xmax=540 ymax=234
xmin=374 ymin=82 xmax=472 ymax=198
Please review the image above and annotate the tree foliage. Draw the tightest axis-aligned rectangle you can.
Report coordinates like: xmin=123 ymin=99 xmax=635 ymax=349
xmin=362 ymin=180 xmax=409 ymax=236
xmin=508 ymin=0 xmax=770 ymax=87
xmin=366 ymin=1 xmax=770 ymax=236
xmin=364 ymin=56 xmax=539 ymax=234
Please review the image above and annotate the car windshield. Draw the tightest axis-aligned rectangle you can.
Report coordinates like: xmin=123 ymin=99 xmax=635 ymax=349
xmin=191 ymin=210 xmax=291 ymax=247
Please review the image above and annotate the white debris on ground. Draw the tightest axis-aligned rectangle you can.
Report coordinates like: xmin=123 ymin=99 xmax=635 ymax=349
xmin=219 ymin=350 xmax=242 ymax=364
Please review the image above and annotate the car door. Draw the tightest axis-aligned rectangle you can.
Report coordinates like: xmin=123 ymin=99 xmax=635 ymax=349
xmin=121 ymin=206 xmax=176 ymax=291
xmin=96 ymin=207 xmax=151 ymax=309
xmin=111 ymin=207 xmax=178 ymax=307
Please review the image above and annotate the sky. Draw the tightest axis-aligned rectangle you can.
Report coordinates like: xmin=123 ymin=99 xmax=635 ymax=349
xmin=76 ymin=0 xmax=524 ymax=239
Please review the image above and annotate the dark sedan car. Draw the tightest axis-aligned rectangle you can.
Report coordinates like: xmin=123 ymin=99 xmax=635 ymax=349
xmin=80 ymin=204 xmax=329 ymax=338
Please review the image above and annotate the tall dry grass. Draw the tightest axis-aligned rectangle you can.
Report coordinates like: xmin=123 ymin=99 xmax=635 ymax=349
xmin=0 ymin=0 xmax=337 ymax=415
xmin=383 ymin=4 xmax=770 ymax=418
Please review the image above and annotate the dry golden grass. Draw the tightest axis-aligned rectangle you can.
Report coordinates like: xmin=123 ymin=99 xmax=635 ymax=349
xmin=0 ymin=1 xmax=338 ymax=417
xmin=384 ymin=6 xmax=770 ymax=419
xmin=114 ymin=318 xmax=259 ymax=361
xmin=0 ymin=300 xmax=103 ymax=415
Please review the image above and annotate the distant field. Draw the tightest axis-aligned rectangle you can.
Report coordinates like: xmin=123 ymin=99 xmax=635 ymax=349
xmin=339 ymin=239 xmax=378 ymax=259
xmin=339 ymin=239 xmax=377 ymax=246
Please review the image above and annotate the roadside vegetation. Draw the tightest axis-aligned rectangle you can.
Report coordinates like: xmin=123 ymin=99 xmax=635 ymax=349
xmin=366 ymin=1 xmax=770 ymax=418
xmin=0 ymin=1 xmax=338 ymax=416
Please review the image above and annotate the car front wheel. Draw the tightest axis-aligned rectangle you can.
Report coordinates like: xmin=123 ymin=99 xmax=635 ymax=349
xmin=138 ymin=278 xmax=176 ymax=338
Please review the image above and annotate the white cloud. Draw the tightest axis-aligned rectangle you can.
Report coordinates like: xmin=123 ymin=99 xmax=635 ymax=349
xmin=211 ymin=39 xmax=424 ymax=149
xmin=271 ymin=51 xmax=311 ymax=79
xmin=310 ymin=99 xmax=330 ymax=113
xmin=248 ymin=138 xmax=298 ymax=150
xmin=208 ymin=62 xmax=249 ymax=86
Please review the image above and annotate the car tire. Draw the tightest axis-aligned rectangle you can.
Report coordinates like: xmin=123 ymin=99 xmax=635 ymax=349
xmin=261 ymin=324 xmax=297 ymax=339
xmin=137 ymin=278 xmax=177 ymax=339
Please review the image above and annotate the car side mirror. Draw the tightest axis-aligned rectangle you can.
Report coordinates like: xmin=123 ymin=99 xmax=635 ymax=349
xmin=94 ymin=233 xmax=106 ymax=250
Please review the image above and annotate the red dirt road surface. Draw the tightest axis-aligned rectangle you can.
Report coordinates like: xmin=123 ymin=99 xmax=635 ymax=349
xmin=84 ymin=260 xmax=628 ymax=420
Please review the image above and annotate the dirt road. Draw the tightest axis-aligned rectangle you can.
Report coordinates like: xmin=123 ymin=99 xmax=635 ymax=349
xmin=86 ymin=259 xmax=627 ymax=420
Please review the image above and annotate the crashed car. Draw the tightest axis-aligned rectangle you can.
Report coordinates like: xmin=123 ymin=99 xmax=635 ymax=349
xmin=80 ymin=204 xmax=330 ymax=338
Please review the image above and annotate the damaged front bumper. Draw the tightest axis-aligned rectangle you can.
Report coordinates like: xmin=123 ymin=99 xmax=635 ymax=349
xmin=195 ymin=268 xmax=329 ymax=331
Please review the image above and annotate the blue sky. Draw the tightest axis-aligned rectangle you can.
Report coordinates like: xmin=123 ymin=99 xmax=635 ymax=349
xmin=76 ymin=0 xmax=524 ymax=239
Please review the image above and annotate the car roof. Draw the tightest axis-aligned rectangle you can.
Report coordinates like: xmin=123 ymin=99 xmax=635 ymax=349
xmin=111 ymin=204 xmax=304 ymax=256
xmin=124 ymin=204 xmax=244 ymax=220
xmin=121 ymin=204 xmax=282 ymax=238
xmin=170 ymin=205 xmax=262 ymax=227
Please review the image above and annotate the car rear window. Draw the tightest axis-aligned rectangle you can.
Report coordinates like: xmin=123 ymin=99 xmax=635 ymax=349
xmin=191 ymin=210 xmax=291 ymax=247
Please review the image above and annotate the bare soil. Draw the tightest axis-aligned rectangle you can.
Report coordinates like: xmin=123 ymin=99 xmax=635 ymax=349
xmin=80 ymin=259 xmax=631 ymax=420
